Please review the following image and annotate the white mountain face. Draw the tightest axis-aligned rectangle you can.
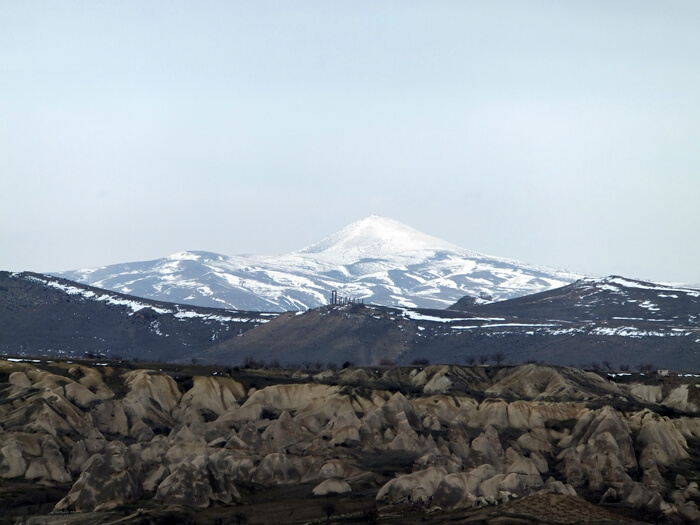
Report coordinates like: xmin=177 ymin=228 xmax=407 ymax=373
xmin=54 ymin=215 xmax=586 ymax=312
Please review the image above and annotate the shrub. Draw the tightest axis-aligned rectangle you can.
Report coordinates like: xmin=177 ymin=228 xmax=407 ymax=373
xmin=322 ymin=502 xmax=336 ymax=520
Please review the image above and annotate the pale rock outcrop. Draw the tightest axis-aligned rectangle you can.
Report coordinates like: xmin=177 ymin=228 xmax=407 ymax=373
xmin=243 ymin=384 xmax=341 ymax=413
xmin=505 ymin=457 xmax=544 ymax=490
xmin=529 ymin=450 xmax=549 ymax=475
xmin=410 ymin=368 xmax=429 ymax=387
xmin=471 ymin=399 xmax=510 ymax=429
xmin=326 ymin=406 xmax=363 ymax=447
xmin=122 ymin=371 xmax=182 ymax=430
xmin=625 ymin=383 xmax=663 ymax=404
xmin=446 ymin=421 xmax=471 ymax=460
xmin=23 ymin=436 xmax=71 ymax=483
xmin=664 ymin=385 xmax=698 ymax=412
xmin=313 ymin=479 xmax=352 ymax=496
xmin=631 ymin=410 xmax=689 ymax=468
xmin=155 ymin=454 xmax=241 ymax=508
xmin=486 ymin=365 xmax=620 ymax=401
xmin=63 ymin=381 xmax=102 ymax=408
xmin=175 ymin=376 xmax=244 ymax=424
xmin=130 ymin=434 xmax=170 ymax=464
xmin=579 ymin=431 xmax=634 ymax=490
xmin=215 ymin=402 xmax=264 ymax=428
xmin=674 ymin=417 xmax=700 ymax=440
xmin=423 ymin=367 xmax=453 ymax=394
xmin=143 ymin=465 xmax=170 ymax=492
xmin=478 ymin=473 xmax=507 ymax=502
xmin=470 ymin=426 xmax=503 ymax=470
xmin=413 ymin=395 xmax=477 ymax=426
xmin=0 ymin=438 xmax=28 ymax=478
xmin=8 ymin=371 xmax=32 ymax=391
xmin=170 ymin=424 xmax=206 ymax=445
xmin=28 ymin=389 xmax=103 ymax=440
xmin=67 ymin=439 xmax=106 ymax=475
xmin=642 ymin=464 xmax=666 ymax=488
xmin=387 ymin=411 xmax=422 ymax=452
xmin=561 ymin=406 xmax=637 ymax=470
xmin=382 ymin=392 xmax=422 ymax=430
xmin=413 ymin=453 xmax=463 ymax=474
xmin=295 ymin=395 xmax=359 ymax=429
xmin=261 ymin=410 xmax=313 ymax=451
xmin=677 ymin=502 xmax=700 ymax=523
xmin=316 ymin=459 xmax=368 ymax=481
xmin=55 ymin=442 xmax=141 ymax=512
xmin=544 ymin=477 xmax=577 ymax=496
xmin=516 ymin=429 xmax=553 ymax=455
xmin=130 ymin=419 xmax=156 ymax=442
xmin=91 ymin=400 xmax=130 ymax=437
xmin=376 ymin=466 xmax=447 ymax=505
xmin=431 ymin=464 xmax=498 ymax=509
xmin=68 ymin=365 xmax=115 ymax=401
xmin=251 ymin=453 xmax=300 ymax=485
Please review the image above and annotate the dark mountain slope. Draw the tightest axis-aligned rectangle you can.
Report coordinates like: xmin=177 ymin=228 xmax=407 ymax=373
xmin=2 ymin=272 xmax=698 ymax=371
xmin=451 ymin=275 xmax=700 ymax=322
xmin=0 ymin=271 xmax=275 ymax=362
xmin=199 ymin=276 xmax=700 ymax=371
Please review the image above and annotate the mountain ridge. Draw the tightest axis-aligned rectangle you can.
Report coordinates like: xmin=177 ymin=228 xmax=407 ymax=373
xmin=54 ymin=216 xmax=586 ymax=311
xmin=2 ymin=270 xmax=698 ymax=370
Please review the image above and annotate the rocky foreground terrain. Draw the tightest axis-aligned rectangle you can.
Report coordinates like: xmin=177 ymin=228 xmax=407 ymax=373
xmin=1 ymin=359 xmax=700 ymax=524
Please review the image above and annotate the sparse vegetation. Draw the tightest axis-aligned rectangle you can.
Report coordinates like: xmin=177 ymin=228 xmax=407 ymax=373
xmin=492 ymin=352 xmax=505 ymax=365
xmin=322 ymin=502 xmax=336 ymax=520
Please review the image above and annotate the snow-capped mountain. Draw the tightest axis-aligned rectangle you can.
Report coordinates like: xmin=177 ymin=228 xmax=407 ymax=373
xmin=54 ymin=216 xmax=585 ymax=311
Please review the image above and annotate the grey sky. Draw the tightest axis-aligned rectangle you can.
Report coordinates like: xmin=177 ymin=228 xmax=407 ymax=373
xmin=1 ymin=1 xmax=699 ymax=284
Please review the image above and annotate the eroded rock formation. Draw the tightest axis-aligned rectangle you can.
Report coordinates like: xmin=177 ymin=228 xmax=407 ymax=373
xmin=0 ymin=359 xmax=698 ymax=523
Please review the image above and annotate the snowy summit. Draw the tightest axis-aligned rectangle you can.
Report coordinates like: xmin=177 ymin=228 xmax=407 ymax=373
xmin=297 ymin=215 xmax=461 ymax=261
xmin=55 ymin=216 xmax=585 ymax=311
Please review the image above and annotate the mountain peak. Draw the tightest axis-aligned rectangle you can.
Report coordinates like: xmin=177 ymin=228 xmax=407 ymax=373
xmin=295 ymin=215 xmax=461 ymax=259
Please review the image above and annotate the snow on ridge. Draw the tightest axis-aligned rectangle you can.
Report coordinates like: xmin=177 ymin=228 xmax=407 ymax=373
xmin=167 ymin=252 xmax=202 ymax=261
xmin=22 ymin=274 xmax=258 ymax=323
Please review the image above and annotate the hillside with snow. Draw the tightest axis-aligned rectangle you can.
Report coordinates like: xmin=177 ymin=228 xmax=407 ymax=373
xmin=198 ymin=275 xmax=700 ymax=371
xmin=55 ymin=216 xmax=585 ymax=311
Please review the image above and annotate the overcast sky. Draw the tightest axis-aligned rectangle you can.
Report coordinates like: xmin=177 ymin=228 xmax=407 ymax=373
xmin=1 ymin=1 xmax=699 ymax=284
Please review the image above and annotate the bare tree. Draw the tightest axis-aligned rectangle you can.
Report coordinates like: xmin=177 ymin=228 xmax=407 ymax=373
xmin=322 ymin=502 xmax=336 ymax=520
xmin=478 ymin=354 xmax=490 ymax=365
xmin=493 ymin=352 xmax=505 ymax=365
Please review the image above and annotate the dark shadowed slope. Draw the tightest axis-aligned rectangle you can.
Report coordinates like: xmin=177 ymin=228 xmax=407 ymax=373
xmin=0 ymin=271 xmax=276 ymax=362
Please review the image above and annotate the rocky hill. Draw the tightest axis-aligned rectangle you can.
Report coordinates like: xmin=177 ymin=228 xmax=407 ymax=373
xmin=0 ymin=271 xmax=275 ymax=362
xmin=54 ymin=215 xmax=584 ymax=311
xmin=0 ymin=358 xmax=698 ymax=524
xmin=197 ymin=276 xmax=700 ymax=371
